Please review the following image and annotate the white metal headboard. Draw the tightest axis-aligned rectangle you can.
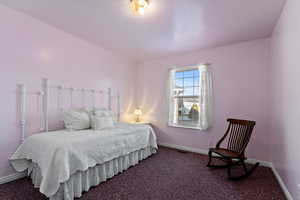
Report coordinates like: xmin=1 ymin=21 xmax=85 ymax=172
xmin=19 ymin=84 xmax=44 ymax=142
xmin=19 ymin=78 xmax=121 ymax=142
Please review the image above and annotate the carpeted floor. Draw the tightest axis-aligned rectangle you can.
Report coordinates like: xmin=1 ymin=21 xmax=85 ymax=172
xmin=0 ymin=147 xmax=285 ymax=200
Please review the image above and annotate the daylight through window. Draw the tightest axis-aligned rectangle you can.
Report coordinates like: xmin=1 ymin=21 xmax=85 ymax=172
xmin=169 ymin=68 xmax=201 ymax=128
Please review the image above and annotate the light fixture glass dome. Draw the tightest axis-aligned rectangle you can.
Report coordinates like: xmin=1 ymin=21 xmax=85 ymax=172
xmin=130 ymin=0 xmax=149 ymax=16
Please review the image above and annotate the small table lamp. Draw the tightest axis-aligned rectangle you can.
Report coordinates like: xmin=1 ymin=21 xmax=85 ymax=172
xmin=134 ymin=108 xmax=142 ymax=122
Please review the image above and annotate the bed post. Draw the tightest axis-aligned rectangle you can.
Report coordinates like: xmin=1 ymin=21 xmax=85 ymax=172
xmin=42 ymin=78 xmax=49 ymax=132
xmin=117 ymin=93 xmax=121 ymax=122
xmin=108 ymin=88 xmax=112 ymax=110
xmin=19 ymin=84 xmax=26 ymax=142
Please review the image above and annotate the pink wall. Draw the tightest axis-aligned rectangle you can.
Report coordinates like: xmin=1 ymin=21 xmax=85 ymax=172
xmin=0 ymin=5 xmax=137 ymax=178
xmin=270 ymin=0 xmax=300 ymax=198
xmin=2 ymin=3 xmax=298 ymax=199
xmin=136 ymin=38 xmax=271 ymax=162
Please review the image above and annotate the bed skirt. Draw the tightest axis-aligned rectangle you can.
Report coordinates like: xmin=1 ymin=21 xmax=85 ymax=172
xmin=28 ymin=147 xmax=157 ymax=200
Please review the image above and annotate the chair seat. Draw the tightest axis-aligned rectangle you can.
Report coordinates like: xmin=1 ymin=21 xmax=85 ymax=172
xmin=209 ymin=148 xmax=241 ymax=158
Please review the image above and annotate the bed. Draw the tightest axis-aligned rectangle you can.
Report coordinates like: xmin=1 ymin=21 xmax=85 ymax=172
xmin=10 ymin=78 xmax=158 ymax=200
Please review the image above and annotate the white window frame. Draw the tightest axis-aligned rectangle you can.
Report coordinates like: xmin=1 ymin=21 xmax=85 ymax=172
xmin=168 ymin=65 xmax=202 ymax=130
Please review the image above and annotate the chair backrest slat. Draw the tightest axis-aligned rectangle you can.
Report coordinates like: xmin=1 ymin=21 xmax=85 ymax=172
xmin=228 ymin=124 xmax=237 ymax=151
xmin=226 ymin=119 xmax=256 ymax=154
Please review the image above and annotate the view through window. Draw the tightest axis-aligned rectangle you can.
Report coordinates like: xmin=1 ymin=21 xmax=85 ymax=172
xmin=171 ymin=68 xmax=200 ymax=128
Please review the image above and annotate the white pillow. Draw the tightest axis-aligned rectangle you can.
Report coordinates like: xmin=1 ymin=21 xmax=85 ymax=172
xmin=92 ymin=108 xmax=117 ymax=123
xmin=63 ymin=109 xmax=91 ymax=131
xmin=91 ymin=115 xmax=114 ymax=130
xmin=93 ymin=108 xmax=113 ymax=117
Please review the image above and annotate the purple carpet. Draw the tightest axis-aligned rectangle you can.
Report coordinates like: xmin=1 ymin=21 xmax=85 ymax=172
xmin=0 ymin=147 xmax=285 ymax=200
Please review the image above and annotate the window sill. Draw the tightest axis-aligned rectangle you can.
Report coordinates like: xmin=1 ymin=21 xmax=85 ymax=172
xmin=168 ymin=123 xmax=202 ymax=130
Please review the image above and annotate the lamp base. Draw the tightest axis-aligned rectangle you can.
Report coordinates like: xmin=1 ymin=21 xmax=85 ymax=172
xmin=135 ymin=116 xmax=141 ymax=123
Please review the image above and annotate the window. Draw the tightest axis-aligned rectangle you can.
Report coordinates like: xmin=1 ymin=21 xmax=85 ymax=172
xmin=168 ymin=65 xmax=213 ymax=130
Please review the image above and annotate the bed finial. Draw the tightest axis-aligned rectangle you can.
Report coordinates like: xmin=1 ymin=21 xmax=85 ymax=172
xmin=42 ymin=78 xmax=49 ymax=132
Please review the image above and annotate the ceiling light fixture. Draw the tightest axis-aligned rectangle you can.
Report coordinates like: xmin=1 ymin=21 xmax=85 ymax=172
xmin=130 ymin=0 xmax=149 ymax=16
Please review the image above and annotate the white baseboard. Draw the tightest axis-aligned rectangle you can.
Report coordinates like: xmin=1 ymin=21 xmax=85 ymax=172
xmin=159 ymin=142 xmax=271 ymax=167
xmin=158 ymin=142 xmax=292 ymax=199
xmin=159 ymin=142 xmax=209 ymax=155
xmin=270 ymin=164 xmax=293 ymax=200
xmin=246 ymin=158 xmax=272 ymax=168
xmin=0 ymin=172 xmax=26 ymax=185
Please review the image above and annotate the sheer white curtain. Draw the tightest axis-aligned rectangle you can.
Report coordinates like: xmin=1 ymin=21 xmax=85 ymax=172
xmin=168 ymin=69 xmax=176 ymax=124
xmin=167 ymin=64 xmax=213 ymax=130
xmin=198 ymin=65 xmax=213 ymax=130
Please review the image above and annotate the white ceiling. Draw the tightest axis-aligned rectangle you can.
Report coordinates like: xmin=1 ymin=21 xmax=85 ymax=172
xmin=0 ymin=0 xmax=286 ymax=61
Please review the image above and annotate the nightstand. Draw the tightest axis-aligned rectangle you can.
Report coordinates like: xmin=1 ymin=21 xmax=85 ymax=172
xmin=130 ymin=122 xmax=151 ymax=125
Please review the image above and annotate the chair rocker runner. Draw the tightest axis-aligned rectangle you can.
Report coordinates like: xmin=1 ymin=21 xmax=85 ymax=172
xmin=207 ymin=118 xmax=259 ymax=180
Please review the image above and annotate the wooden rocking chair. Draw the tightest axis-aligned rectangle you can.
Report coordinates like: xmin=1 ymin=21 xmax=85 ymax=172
xmin=207 ymin=118 xmax=259 ymax=180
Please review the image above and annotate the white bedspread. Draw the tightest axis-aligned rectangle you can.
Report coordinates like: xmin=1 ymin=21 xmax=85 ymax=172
xmin=10 ymin=123 xmax=157 ymax=197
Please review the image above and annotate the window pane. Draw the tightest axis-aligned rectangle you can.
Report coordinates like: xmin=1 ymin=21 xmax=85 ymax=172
xmin=183 ymin=70 xmax=194 ymax=78
xmin=177 ymin=97 xmax=184 ymax=121
xmin=194 ymin=77 xmax=199 ymax=86
xmin=188 ymin=101 xmax=200 ymax=124
xmin=173 ymin=88 xmax=184 ymax=96
xmin=177 ymin=97 xmax=199 ymax=127
xmin=184 ymin=78 xmax=194 ymax=87
xmin=194 ymin=87 xmax=199 ymax=96
xmin=175 ymin=71 xmax=183 ymax=79
xmin=175 ymin=78 xmax=183 ymax=88
xmin=183 ymin=87 xmax=193 ymax=96
xmin=194 ymin=70 xmax=200 ymax=78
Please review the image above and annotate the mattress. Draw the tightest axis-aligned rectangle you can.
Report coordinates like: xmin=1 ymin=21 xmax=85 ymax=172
xmin=10 ymin=123 xmax=158 ymax=198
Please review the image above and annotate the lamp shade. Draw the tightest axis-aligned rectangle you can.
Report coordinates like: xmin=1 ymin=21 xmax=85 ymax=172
xmin=134 ymin=108 xmax=142 ymax=116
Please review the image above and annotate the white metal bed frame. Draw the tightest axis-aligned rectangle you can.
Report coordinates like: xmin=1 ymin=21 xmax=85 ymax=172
xmin=19 ymin=78 xmax=120 ymax=142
